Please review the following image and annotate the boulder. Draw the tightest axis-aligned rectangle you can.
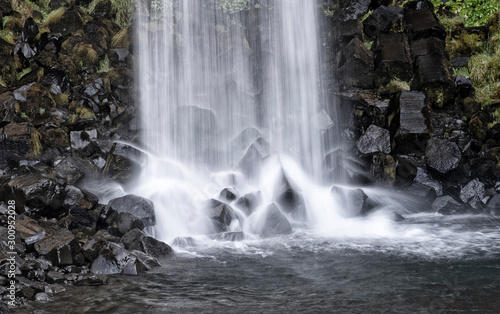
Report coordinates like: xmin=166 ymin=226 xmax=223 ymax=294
xmin=414 ymin=167 xmax=443 ymax=196
xmin=219 ymin=187 xmax=239 ymax=202
xmin=0 ymin=123 xmax=33 ymax=168
xmin=413 ymin=55 xmax=455 ymax=108
xmin=259 ymin=203 xmax=292 ymax=238
xmin=238 ymin=144 xmax=263 ymax=178
xmin=236 ymin=192 xmax=261 ymax=216
xmin=432 ymin=196 xmax=461 ymax=212
xmin=356 ymin=124 xmax=391 ymax=155
xmin=73 ymin=274 xmax=108 ymax=286
xmin=387 ymin=90 xmax=431 ymax=153
xmin=331 ymin=186 xmax=375 ymax=216
xmin=7 ymin=174 xmax=65 ymax=216
xmin=207 ymin=199 xmax=234 ymax=232
xmin=460 ymin=178 xmax=485 ymax=204
xmin=48 ymin=8 xmax=84 ymax=37
xmin=121 ymin=229 xmax=172 ymax=258
xmin=217 ymin=231 xmax=245 ymax=241
xmin=54 ymin=158 xmax=85 ymax=185
xmin=410 ymin=37 xmax=447 ymax=60
xmin=69 ymin=129 xmax=99 ymax=152
xmin=406 ymin=182 xmax=437 ymax=203
xmin=371 ymin=153 xmax=396 ymax=185
xmin=403 ymin=4 xmax=445 ymax=41
xmin=104 ymin=143 xmax=144 ymax=184
xmin=91 ymin=242 xmax=137 ymax=275
xmin=371 ymin=33 xmax=413 ymax=87
xmin=273 ymin=174 xmax=306 ymax=220
xmin=341 ymin=0 xmax=371 ymax=22
xmin=363 ymin=5 xmax=401 ymax=39
xmin=337 ymin=37 xmax=374 ymax=89
xmin=130 ymin=250 xmax=161 ymax=272
xmin=455 ymin=76 xmax=474 ymax=98
xmin=425 ymin=138 xmax=461 ymax=174
xmin=106 ymin=195 xmax=156 ymax=227
xmin=172 ymin=237 xmax=196 ymax=247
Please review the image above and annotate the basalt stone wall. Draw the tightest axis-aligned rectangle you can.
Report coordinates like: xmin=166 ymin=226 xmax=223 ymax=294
xmin=320 ymin=0 xmax=500 ymax=215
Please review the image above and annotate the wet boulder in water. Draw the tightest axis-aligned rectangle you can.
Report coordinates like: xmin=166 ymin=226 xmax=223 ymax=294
xmin=236 ymin=192 xmax=262 ymax=216
xmin=106 ymin=194 xmax=156 ymax=227
xmin=356 ymin=124 xmax=391 ymax=155
xmin=273 ymin=174 xmax=306 ymax=220
xmin=207 ymin=199 xmax=235 ymax=232
xmin=414 ymin=167 xmax=442 ymax=196
xmin=331 ymin=186 xmax=376 ymax=216
xmin=260 ymin=203 xmax=292 ymax=238
xmin=425 ymin=138 xmax=461 ymax=173
xmin=406 ymin=182 xmax=437 ymax=203
xmin=91 ymin=242 xmax=137 ymax=275
xmin=219 ymin=187 xmax=239 ymax=202
xmin=126 ymin=234 xmax=173 ymax=259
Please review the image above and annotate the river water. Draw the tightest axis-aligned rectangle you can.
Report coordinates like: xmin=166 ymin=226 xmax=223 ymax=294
xmin=15 ymin=214 xmax=500 ymax=313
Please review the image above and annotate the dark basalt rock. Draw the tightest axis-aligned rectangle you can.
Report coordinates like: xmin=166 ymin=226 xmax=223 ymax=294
xmin=236 ymin=192 xmax=262 ymax=216
xmin=403 ymin=3 xmax=446 ymax=41
xmin=22 ymin=17 xmax=39 ymax=44
xmin=410 ymin=36 xmax=447 ymax=60
xmin=450 ymin=56 xmax=469 ymax=67
xmin=387 ymin=90 xmax=431 ymax=154
xmin=207 ymin=199 xmax=234 ymax=232
xmin=414 ymin=167 xmax=442 ymax=196
xmin=372 ymin=32 xmax=413 ymax=87
xmin=356 ymin=124 xmax=391 ymax=155
xmin=273 ymin=173 xmax=306 ymax=220
xmin=413 ymin=54 xmax=455 ymax=108
xmin=363 ymin=5 xmax=400 ymax=39
xmin=219 ymin=187 xmax=239 ymax=202
xmin=259 ymin=203 xmax=292 ymax=238
xmin=341 ymin=0 xmax=371 ymax=22
xmin=48 ymin=8 xmax=84 ymax=37
xmin=406 ymin=182 xmax=437 ymax=203
xmin=106 ymin=194 xmax=156 ymax=227
xmin=425 ymin=138 xmax=461 ymax=174
xmin=217 ymin=231 xmax=245 ymax=241
xmin=371 ymin=153 xmax=396 ymax=185
xmin=459 ymin=178 xmax=485 ymax=204
xmin=91 ymin=242 xmax=137 ymax=275
xmin=121 ymin=228 xmax=173 ymax=258
xmin=337 ymin=37 xmax=374 ymax=89
xmin=455 ymin=76 xmax=474 ymax=98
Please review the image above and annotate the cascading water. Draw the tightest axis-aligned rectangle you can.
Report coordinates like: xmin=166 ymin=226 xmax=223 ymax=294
xmin=134 ymin=0 xmax=352 ymax=241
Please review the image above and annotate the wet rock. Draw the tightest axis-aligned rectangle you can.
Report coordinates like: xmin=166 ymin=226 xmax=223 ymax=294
xmin=207 ymin=199 xmax=234 ymax=232
xmin=91 ymin=242 xmax=137 ymax=275
xmin=176 ymin=105 xmax=218 ymax=155
xmin=356 ymin=124 xmax=391 ymax=155
xmin=413 ymin=54 xmax=455 ymax=108
xmin=60 ymin=205 xmax=98 ymax=230
xmin=219 ymin=187 xmax=239 ymax=202
xmin=69 ymin=129 xmax=98 ymax=151
xmin=407 ymin=182 xmax=437 ymax=203
xmin=341 ymin=0 xmax=371 ymax=22
xmin=7 ymin=174 xmax=65 ymax=216
xmin=372 ymin=33 xmax=413 ymax=87
xmin=372 ymin=153 xmax=396 ymax=185
xmin=363 ymin=5 xmax=400 ymax=39
xmin=414 ymin=167 xmax=443 ymax=196
xmin=455 ymin=76 xmax=474 ymax=98
xmin=314 ymin=109 xmax=335 ymax=134
xmin=395 ymin=156 xmax=418 ymax=183
xmin=236 ymin=192 xmax=261 ymax=216
xmin=16 ymin=215 xmax=45 ymax=241
xmin=82 ymin=238 xmax=106 ymax=262
xmin=130 ymin=250 xmax=161 ymax=272
xmin=54 ymin=158 xmax=85 ymax=185
xmin=73 ymin=274 xmax=108 ymax=286
xmin=337 ymin=37 xmax=374 ymax=89
xmin=238 ymin=145 xmax=263 ymax=178
xmin=103 ymin=143 xmax=144 ymax=184
xmin=410 ymin=37 xmax=446 ymax=60
xmin=403 ymin=3 xmax=445 ymax=41
xmin=425 ymin=138 xmax=461 ymax=173
xmin=112 ymin=212 xmax=145 ymax=236
xmin=33 ymin=225 xmax=76 ymax=256
xmin=331 ymin=186 xmax=375 ymax=216
xmin=387 ymin=91 xmax=430 ymax=153
xmin=460 ymin=178 xmax=485 ymax=203
xmin=45 ymin=270 xmax=65 ymax=284
xmin=62 ymin=185 xmax=84 ymax=209
xmin=45 ymin=284 xmax=65 ymax=294
xmin=273 ymin=174 xmax=306 ymax=220
xmin=128 ymin=235 xmax=173 ymax=259
xmin=259 ymin=203 xmax=292 ymax=238
xmin=107 ymin=195 xmax=156 ymax=227
xmin=34 ymin=292 xmax=50 ymax=302
xmin=48 ymin=8 xmax=84 ymax=37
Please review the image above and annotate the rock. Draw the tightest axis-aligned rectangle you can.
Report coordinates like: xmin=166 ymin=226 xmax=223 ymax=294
xmin=48 ymin=8 xmax=84 ymax=37
xmin=175 ymin=105 xmax=218 ymax=156
xmin=45 ymin=284 xmax=65 ymax=294
xmin=0 ymin=122 xmax=33 ymax=168
xmin=450 ymin=56 xmax=469 ymax=67
xmin=460 ymin=178 xmax=485 ymax=203
xmin=356 ymin=124 xmax=391 ymax=155
xmin=455 ymin=76 xmax=474 ymax=98
xmin=238 ymin=144 xmax=264 ymax=178
xmin=107 ymin=195 xmax=156 ymax=227
xmin=432 ymin=196 xmax=461 ymax=211
xmin=73 ymin=274 xmax=108 ymax=286
xmin=207 ymin=199 xmax=234 ymax=232
xmin=363 ymin=6 xmax=400 ymax=38
xmin=45 ymin=270 xmax=65 ymax=284
xmin=259 ymin=203 xmax=292 ymax=238
xmin=372 ymin=153 xmax=396 ymax=185
xmin=54 ymin=158 xmax=85 ymax=185
xmin=82 ymin=238 xmax=106 ymax=262
xmin=128 ymin=235 xmax=173 ymax=259
xmin=60 ymin=205 xmax=98 ymax=230
xmin=313 ymin=109 xmax=334 ymax=133
xmin=341 ymin=0 xmax=371 ymax=22
xmin=104 ymin=143 xmax=144 ymax=184
xmin=91 ymin=242 xmax=137 ymax=275
xmin=410 ymin=37 xmax=447 ymax=60
xmin=130 ymin=250 xmax=161 ymax=272
xmin=413 ymin=54 xmax=455 ymax=108
xmin=7 ymin=174 xmax=65 ymax=216
xmin=414 ymin=167 xmax=443 ymax=196
xmin=387 ymin=91 xmax=430 ymax=153
xmin=69 ymin=129 xmax=98 ymax=151
xmin=236 ymin=192 xmax=261 ymax=216
xmin=219 ymin=187 xmax=239 ymax=202
xmin=34 ymin=225 xmax=76 ymax=256
xmin=406 ymin=182 xmax=437 ymax=203
xmin=372 ymin=33 xmax=413 ymax=87
xmin=403 ymin=4 xmax=445 ymax=41
xmin=62 ymin=185 xmax=85 ymax=209
xmin=425 ymin=138 xmax=461 ymax=173
xmin=331 ymin=186 xmax=375 ymax=216
xmin=114 ymin=212 xmax=145 ymax=236
xmin=395 ymin=156 xmax=418 ymax=183
xmin=273 ymin=174 xmax=306 ymax=220
xmin=34 ymin=292 xmax=50 ymax=302
xmin=337 ymin=37 xmax=374 ymax=89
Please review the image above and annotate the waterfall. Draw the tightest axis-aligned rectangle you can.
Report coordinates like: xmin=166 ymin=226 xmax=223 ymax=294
xmin=135 ymin=0 xmax=346 ymax=241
